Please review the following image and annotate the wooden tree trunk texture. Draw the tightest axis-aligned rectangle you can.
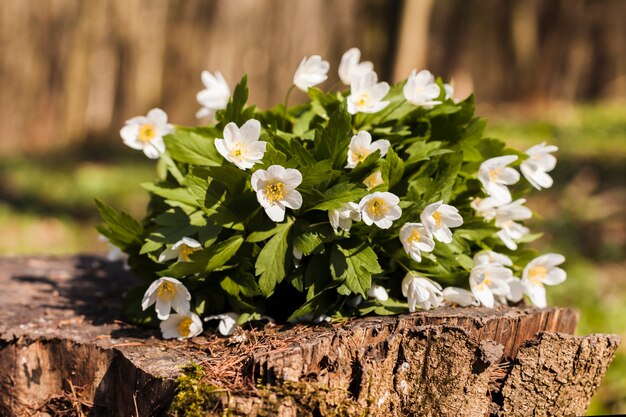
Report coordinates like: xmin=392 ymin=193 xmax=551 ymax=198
xmin=0 ymin=256 xmax=619 ymax=417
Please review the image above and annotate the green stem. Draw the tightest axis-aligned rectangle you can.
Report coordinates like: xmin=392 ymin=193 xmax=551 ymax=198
xmin=152 ymin=143 xmax=185 ymax=185
xmin=282 ymin=85 xmax=296 ymax=131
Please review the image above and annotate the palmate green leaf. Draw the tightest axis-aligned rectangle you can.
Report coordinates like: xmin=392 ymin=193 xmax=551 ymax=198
xmin=141 ymin=182 xmax=199 ymax=207
xmin=221 ymin=272 xmax=261 ymax=298
xmin=287 ymin=283 xmax=339 ymax=322
xmin=164 ymin=131 xmax=222 ymax=166
xmin=95 ymin=199 xmax=143 ymax=248
xmin=383 ymin=147 xmax=405 ymax=188
xmin=293 ymin=232 xmax=324 ymax=256
xmin=308 ymin=182 xmax=367 ymax=212
xmin=198 ymin=165 xmax=248 ymax=195
xmin=308 ymin=87 xmax=340 ymax=118
xmin=314 ymin=104 xmax=352 ymax=168
xmin=330 ymin=242 xmax=382 ymax=297
xmin=219 ymin=75 xmax=255 ymax=126
xmin=255 ymin=219 xmax=293 ymax=296
xmin=299 ymin=159 xmax=333 ymax=189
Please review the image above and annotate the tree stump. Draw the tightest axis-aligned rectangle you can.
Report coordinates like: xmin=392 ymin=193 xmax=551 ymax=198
xmin=0 ymin=255 xmax=619 ymax=417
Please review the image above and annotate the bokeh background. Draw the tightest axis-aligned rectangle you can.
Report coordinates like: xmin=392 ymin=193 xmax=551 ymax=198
xmin=0 ymin=0 xmax=624 ymax=413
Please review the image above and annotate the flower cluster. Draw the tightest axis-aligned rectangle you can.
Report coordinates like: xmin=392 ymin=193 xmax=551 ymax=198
xmin=100 ymin=48 xmax=566 ymax=339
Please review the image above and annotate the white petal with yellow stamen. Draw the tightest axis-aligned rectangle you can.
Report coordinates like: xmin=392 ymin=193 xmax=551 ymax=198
xmin=420 ymin=201 xmax=463 ymax=244
xmin=442 ymin=287 xmax=478 ymax=307
xmin=473 ymin=250 xmax=513 ymax=267
xmin=522 ymin=253 xmax=566 ymax=308
xmin=402 ymin=272 xmax=443 ymax=312
xmin=363 ymin=171 xmax=384 ymax=190
xmin=215 ymin=119 xmax=267 ymax=170
xmin=347 ymin=71 xmax=390 ymax=114
xmin=469 ymin=264 xmax=512 ymax=308
xmin=403 ymin=69 xmax=441 ymax=108
xmin=400 ymin=222 xmax=435 ymax=263
xmin=338 ymin=47 xmax=374 ymax=85
xmin=251 ymin=165 xmax=303 ymax=222
xmin=120 ymin=108 xmax=173 ymax=159
xmin=158 ymin=237 xmax=202 ymax=263
xmin=494 ymin=199 xmax=532 ymax=250
xmin=358 ymin=191 xmax=402 ymax=229
xmin=346 ymin=131 xmax=390 ymax=169
xmin=478 ymin=155 xmax=520 ymax=204
xmin=142 ymin=277 xmax=191 ymax=320
xmin=160 ymin=312 xmax=203 ymax=339
xmin=329 ymin=202 xmax=361 ymax=233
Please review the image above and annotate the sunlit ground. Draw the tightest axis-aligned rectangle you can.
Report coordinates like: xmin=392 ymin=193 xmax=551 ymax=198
xmin=0 ymin=104 xmax=624 ymax=414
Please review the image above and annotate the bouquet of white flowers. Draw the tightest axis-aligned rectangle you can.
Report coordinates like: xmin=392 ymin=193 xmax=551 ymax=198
xmin=98 ymin=48 xmax=566 ymax=339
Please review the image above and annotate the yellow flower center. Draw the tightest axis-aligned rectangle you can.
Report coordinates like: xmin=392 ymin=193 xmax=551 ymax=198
xmin=178 ymin=317 xmax=193 ymax=337
xmin=528 ymin=266 xmax=547 ymax=284
xmin=489 ymin=167 xmax=502 ymax=180
xmin=407 ymin=228 xmax=421 ymax=244
xmin=264 ymin=181 xmax=285 ymax=204
xmin=353 ymin=147 xmax=370 ymax=163
xmin=229 ymin=143 xmax=244 ymax=159
xmin=363 ymin=172 xmax=383 ymax=190
xmin=179 ymin=244 xmax=199 ymax=262
xmin=156 ymin=281 xmax=176 ymax=301
xmin=356 ymin=93 xmax=369 ymax=107
xmin=432 ymin=211 xmax=442 ymax=226
xmin=139 ymin=124 xmax=156 ymax=143
xmin=368 ymin=198 xmax=388 ymax=217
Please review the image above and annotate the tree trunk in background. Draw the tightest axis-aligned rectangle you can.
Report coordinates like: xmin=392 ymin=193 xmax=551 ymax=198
xmin=0 ymin=0 xmax=625 ymax=155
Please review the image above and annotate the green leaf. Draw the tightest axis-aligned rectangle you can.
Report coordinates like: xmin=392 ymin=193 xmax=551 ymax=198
xmin=293 ymin=232 xmax=323 ymax=256
xmin=330 ymin=242 xmax=382 ymax=297
xmin=95 ymin=199 xmax=143 ymax=248
xmin=220 ymin=75 xmax=254 ymax=125
xmin=164 ymin=131 xmax=222 ymax=166
xmin=299 ymin=159 xmax=333 ymax=189
xmin=200 ymin=165 xmax=249 ymax=195
xmin=255 ymin=219 xmax=293 ymax=296
xmin=308 ymin=182 xmax=367 ymax=212
xmin=162 ymin=235 xmax=244 ymax=277
xmin=383 ymin=147 xmax=405 ymax=188
xmin=314 ymin=104 xmax=352 ymax=168
xmin=141 ymin=182 xmax=199 ymax=207
xmin=221 ymin=272 xmax=261 ymax=298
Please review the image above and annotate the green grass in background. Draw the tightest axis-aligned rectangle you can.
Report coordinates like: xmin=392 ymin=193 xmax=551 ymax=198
xmin=0 ymin=104 xmax=624 ymax=414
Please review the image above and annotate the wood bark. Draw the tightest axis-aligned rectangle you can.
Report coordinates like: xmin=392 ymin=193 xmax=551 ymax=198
xmin=0 ymin=255 xmax=620 ymax=416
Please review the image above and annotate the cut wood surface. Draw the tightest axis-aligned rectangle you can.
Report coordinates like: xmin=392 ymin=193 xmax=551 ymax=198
xmin=0 ymin=255 xmax=620 ymax=416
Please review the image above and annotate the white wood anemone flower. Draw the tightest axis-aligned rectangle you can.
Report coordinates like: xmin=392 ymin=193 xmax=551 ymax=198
xmin=215 ymin=119 xmax=267 ymax=170
xmin=329 ymin=202 xmax=361 ymax=233
xmin=158 ymin=237 xmax=202 ymax=263
xmin=469 ymin=263 xmax=512 ymax=308
xmin=473 ymin=250 xmax=513 ymax=267
xmin=363 ymin=171 xmax=384 ymax=190
xmin=160 ymin=312 xmax=203 ymax=339
xmin=520 ymin=143 xmax=558 ymax=190
xmin=478 ymin=155 xmax=520 ymax=204
xmin=399 ymin=222 xmax=435 ymax=262
xmin=196 ymin=70 xmax=230 ymax=119
xmin=470 ymin=196 xmax=500 ymax=221
xmin=142 ymin=277 xmax=191 ymax=320
xmin=402 ymin=272 xmax=443 ymax=312
xmin=420 ymin=201 xmax=463 ymax=244
xmin=367 ymin=284 xmax=389 ymax=302
xmin=251 ymin=165 xmax=303 ymax=222
xmin=358 ymin=191 xmax=402 ymax=229
xmin=293 ymin=55 xmax=330 ymax=92
xmin=494 ymin=199 xmax=532 ymax=250
xmin=403 ymin=69 xmax=441 ymax=108
xmin=495 ymin=276 xmax=524 ymax=305
xmin=347 ymin=71 xmax=390 ymax=114
xmin=346 ymin=131 xmax=391 ymax=169
xmin=120 ymin=108 xmax=173 ymax=159
xmin=441 ymin=287 xmax=478 ymax=307
xmin=204 ymin=312 xmax=239 ymax=336
xmin=522 ymin=253 xmax=566 ymax=308
xmin=338 ymin=47 xmax=374 ymax=85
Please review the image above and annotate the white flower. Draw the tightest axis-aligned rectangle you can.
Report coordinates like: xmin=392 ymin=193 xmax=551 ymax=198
xmin=522 ymin=254 xmax=566 ymax=308
xmin=142 ymin=277 xmax=191 ymax=320
xmin=420 ymin=201 xmax=463 ymax=244
xmin=251 ymin=165 xmax=303 ymax=222
xmin=402 ymin=272 xmax=443 ymax=312
xmin=196 ymin=71 xmax=230 ymax=119
xmin=367 ymin=284 xmax=389 ymax=302
xmin=346 ymin=131 xmax=390 ymax=169
xmin=494 ymin=199 xmax=532 ymax=250
xmin=329 ymin=202 xmax=361 ymax=233
xmin=293 ymin=55 xmax=330 ymax=92
xmin=400 ymin=222 xmax=435 ymax=262
xmin=495 ymin=276 xmax=524 ymax=305
xmin=204 ymin=312 xmax=239 ymax=336
xmin=473 ymin=250 xmax=513 ymax=267
xmin=215 ymin=119 xmax=267 ymax=170
xmin=520 ymin=143 xmax=558 ymax=190
xmin=358 ymin=191 xmax=402 ymax=229
xmin=158 ymin=237 xmax=202 ymax=263
xmin=120 ymin=108 xmax=173 ymax=159
xmin=98 ymin=235 xmax=126 ymax=263
xmin=443 ymin=83 xmax=454 ymax=101
xmin=339 ymin=47 xmax=374 ymax=85
xmin=363 ymin=171 xmax=384 ymax=190
xmin=347 ymin=71 xmax=390 ymax=114
xmin=160 ymin=312 xmax=203 ymax=339
xmin=470 ymin=196 xmax=500 ymax=221
xmin=403 ymin=69 xmax=441 ymax=108
xmin=469 ymin=263 xmax=512 ymax=308
xmin=478 ymin=155 xmax=520 ymax=204
xmin=442 ymin=287 xmax=478 ymax=307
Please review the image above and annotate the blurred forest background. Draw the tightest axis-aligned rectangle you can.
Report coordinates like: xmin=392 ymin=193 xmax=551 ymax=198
xmin=0 ymin=0 xmax=624 ymax=414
